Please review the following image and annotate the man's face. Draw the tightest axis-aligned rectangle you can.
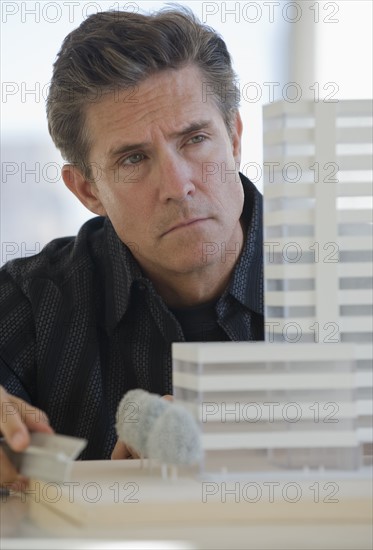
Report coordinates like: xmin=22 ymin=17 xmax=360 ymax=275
xmin=81 ymin=65 xmax=244 ymax=278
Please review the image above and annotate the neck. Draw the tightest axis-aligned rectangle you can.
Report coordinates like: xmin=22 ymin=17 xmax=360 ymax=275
xmin=152 ymin=267 xmax=232 ymax=309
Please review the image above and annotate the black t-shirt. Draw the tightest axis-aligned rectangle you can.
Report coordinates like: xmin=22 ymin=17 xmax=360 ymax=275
xmin=170 ymin=300 xmax=229 ymax=342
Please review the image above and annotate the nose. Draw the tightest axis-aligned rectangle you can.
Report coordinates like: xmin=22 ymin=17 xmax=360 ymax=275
xmin=156 ymin=148 xmax=196 ymax=203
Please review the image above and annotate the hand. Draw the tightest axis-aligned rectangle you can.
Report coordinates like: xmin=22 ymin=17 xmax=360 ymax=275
xmin=0 ymin=385 xmax=54 ymax=490
xmin=111 ymin=439 xmax=140 ymax=460
xmin=111 ymin=394 xmax=173 ymax=460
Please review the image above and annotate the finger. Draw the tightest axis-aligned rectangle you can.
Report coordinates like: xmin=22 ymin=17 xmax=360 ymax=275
xmin=7 ymin=391 xmax=53 ymax=433
xmin=128 ymin=446 xmax=140 ymax=459
xmin=162 ymin=394 xmax=173 ymax=402
xmin=0 ymin=446 xmax=20 ymax=487
xmin=0 ymin=387 xmax=30 ymax=451
xmin=23 ymin=411 xmax=54 ymax=434
xmin=111 ymin=440 xmax=140 ymax=459
xmin=0 ymin=445 xmax=29 ymax=491
xmin=9 ymin=475 xmax=29 ymax=493
xmin=111 ymin=440 xmax=131 ymax=459
xmin=0 ymin=387 xmax=54 ymax=452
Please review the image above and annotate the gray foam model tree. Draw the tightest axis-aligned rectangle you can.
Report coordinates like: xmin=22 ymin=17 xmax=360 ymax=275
xmin=147 ymin=403 xmax=203 ymax=465
xmin=116 ymin=389 xmax=203 ymax=465
xmin=116 ymin=389 xmax=167 ymax=456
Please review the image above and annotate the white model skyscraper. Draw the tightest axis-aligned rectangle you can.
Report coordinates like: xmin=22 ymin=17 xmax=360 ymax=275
xmin=263 ymin=99 xmax=372 ymax=453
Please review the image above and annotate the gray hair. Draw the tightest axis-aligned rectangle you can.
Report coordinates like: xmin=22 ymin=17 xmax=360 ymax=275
xmin=47 ymin=7 xmax=240 ymax=178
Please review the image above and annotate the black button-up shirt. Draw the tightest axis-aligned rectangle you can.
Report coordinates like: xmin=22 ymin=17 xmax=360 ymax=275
xmin=0 ymin=174 xmax=263 ymax=459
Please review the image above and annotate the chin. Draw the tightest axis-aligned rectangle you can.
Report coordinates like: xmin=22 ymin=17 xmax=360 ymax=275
xmin=166 ymin=254 xmax=218 ymax=275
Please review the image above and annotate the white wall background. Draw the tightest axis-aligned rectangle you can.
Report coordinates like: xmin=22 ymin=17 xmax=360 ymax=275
xmin=1 ymin=1 xmax=371 ymax=264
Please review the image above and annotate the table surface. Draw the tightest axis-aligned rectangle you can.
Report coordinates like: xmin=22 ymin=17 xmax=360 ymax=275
xmin=1 ymin=460 xmax=372 ymax=550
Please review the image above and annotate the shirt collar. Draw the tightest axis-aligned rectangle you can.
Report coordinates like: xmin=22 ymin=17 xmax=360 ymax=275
xmin=103 ymin=172 xmax=263 ymax=332
xmin=103 ymin=220 xmax=145 ymax=333
xmin=227 ymin=173 xmax=264 ymax=316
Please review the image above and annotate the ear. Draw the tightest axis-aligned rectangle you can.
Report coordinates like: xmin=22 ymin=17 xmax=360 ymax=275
xmin=231 ymin=111 xmax=243 ymax=165
xmin=62 ymin=164 xmax=107 ymax=217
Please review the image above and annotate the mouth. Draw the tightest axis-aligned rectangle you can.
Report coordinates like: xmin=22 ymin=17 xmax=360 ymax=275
xmin=162 ymin=218 xmax=210 ymax=237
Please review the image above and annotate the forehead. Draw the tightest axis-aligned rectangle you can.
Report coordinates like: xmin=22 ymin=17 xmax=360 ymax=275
xmin=84 ymin=65 xmax=225 ymax=153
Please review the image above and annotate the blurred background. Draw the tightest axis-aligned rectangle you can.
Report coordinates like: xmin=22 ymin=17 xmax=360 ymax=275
xmin=1 ymin=0 xmax=372 ymax=264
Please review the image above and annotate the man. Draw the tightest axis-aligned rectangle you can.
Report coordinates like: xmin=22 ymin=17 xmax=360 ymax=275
xmin=0 ymin=7 xmax=263 ymax=488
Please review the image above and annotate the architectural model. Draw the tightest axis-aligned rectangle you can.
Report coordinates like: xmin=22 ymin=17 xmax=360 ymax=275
xmin=15 ymin=100 xmax=372 ymax=540
xmin=172 ymin=342 xmax=359 ymax=473
xmin=262 ymin=99 xmax=372 ymax=455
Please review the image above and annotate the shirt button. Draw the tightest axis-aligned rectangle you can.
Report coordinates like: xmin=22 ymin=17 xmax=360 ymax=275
xmin=137 ymin=283 xmax=146 ymax=291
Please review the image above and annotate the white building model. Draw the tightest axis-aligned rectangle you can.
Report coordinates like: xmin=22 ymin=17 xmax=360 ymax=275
xmin=172 ymin=99 xmax=372 ymax=474
xmin=263 ymin=99 xmax=372 ymax=458
xmin=173 ymin=342 xmax=359 ymax=473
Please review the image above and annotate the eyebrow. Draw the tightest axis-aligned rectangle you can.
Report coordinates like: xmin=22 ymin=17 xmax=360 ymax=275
xmin=108 ymin=120 xmax=212 ymax=159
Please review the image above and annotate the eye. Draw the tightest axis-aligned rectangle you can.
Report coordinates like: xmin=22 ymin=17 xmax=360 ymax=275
xmin=121 ymin=153 xmax=145 ymax=166
xmin=188 ymin=135 xmax=206 ymax=144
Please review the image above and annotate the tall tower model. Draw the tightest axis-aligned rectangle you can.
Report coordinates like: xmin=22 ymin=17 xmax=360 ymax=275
xmin=263 ymin=99 xmax=372 ymax=453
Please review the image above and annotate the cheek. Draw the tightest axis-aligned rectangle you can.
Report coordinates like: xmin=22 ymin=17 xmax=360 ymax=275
xmin=218 ymin=181 xmax=244 ymax=216
xmin=108 ymin=192 xmax=152 ymax=238
xmin=100 ymin=185 xmax=130 ymax=215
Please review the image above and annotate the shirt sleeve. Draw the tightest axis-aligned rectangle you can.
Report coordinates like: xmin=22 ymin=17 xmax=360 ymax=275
xmin=0 ymin=269 xmax=35 ymax=403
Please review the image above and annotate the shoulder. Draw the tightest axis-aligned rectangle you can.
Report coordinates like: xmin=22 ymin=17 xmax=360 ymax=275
xmin=0 ymin=216 xmax=107 ymax=296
